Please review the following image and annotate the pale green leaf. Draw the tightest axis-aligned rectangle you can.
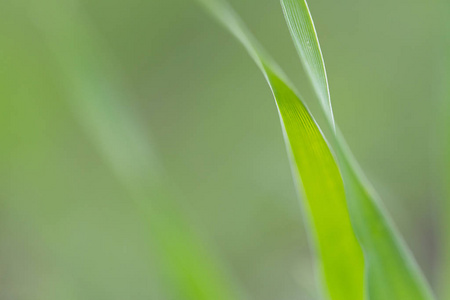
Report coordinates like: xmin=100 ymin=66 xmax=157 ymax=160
xmin=31 ymin=1 xmax=243 ymax=299
xmin=197 ymin=1 xmax=364 ymax=299
xmin=281 ymin=0 xmax=436 ymax=299
xmin=280 ymin=0 xmax=334 ymax=130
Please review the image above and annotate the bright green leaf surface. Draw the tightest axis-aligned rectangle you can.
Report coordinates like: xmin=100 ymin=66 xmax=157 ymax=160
xmin=281 ymin=0 xmax=436 ymax=299
xmin=197 ymin=1 xmax=364 ymax=299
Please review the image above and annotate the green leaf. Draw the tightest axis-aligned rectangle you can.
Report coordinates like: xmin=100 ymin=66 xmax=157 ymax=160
xmin=280 ymin=0 xmax=436 ymax=299
xmin=280 ymin=0 xmax=334 ymax=130
xmin=197 ymin=1 xmax=364 ymax=299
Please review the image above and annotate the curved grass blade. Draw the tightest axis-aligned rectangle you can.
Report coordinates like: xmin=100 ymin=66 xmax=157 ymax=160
xmin=31 ymin=1 xmax=244 ymax=299
xmin=280 ymin=0 xmax=436 ymax=299
xmin=336 ymin=133 xmax=435 ymax=300
xmin=280 ymin=0 xmax=334 ymax=130
xmin=197 ymin=1 xmax=364 ymax=299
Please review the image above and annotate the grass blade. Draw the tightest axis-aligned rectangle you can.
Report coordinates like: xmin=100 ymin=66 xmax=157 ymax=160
xmin=197 ymin=1 xmax=364 ymax=299
xmin=280 ymin=0 xmax=334 ymax=130
xmin=280 ymin=0 xmax=436 ymax=298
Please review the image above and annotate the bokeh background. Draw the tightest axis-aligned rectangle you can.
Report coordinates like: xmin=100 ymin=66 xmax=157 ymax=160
xmin=1 ymin=0 xmax=448 ymax=299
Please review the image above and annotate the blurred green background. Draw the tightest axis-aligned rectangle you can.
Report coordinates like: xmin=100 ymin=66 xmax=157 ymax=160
xmin=1 ymin=0 xmax=446 ymax=299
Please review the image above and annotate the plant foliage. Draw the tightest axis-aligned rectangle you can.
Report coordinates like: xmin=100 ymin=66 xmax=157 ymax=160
xmin=198 ymin=0 xmax=436 ymax=299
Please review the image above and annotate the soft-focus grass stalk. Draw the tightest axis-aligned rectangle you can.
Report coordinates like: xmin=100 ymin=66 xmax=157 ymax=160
xmin=30 ymin=1 xmax=244 ymax=299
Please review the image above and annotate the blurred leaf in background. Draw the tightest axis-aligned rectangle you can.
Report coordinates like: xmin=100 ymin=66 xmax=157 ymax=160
xmin=439 ymin=0 xmax=450 ymax=298
xmin=3 ymin=0 xmax=245 ymax=299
